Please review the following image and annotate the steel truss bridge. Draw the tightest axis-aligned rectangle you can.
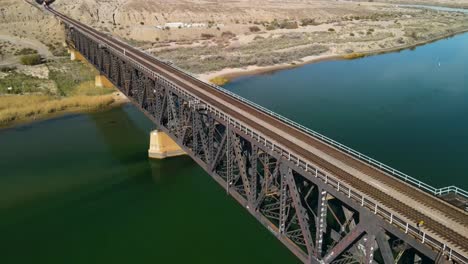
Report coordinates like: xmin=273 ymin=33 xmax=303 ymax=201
xmin=43 ymin=4 xmax=468 ymax=264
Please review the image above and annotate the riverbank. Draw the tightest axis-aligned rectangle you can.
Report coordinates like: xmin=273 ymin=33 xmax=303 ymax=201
xmin=0 ymin=55 xmax=129 ymax=129
xmin=199 ymin=28 xmax=468 ymax=83
xmin=0 ymin=92 xmax=129 ymax=129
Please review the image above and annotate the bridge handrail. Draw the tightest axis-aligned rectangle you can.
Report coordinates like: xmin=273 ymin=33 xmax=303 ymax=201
xmin=155 ymin=57 xmax=468 ymax=199
xmin=61 ymin=16 xmax=467 ymax=264
xmin=114 ymin=37 xmax=467 ymax=199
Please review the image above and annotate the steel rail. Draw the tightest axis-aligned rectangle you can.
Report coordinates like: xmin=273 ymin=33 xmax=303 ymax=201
xmin=48 ymin=6 xmax=468 ymax=263
xmin=111 ymin=32 xmax=468 ymax=200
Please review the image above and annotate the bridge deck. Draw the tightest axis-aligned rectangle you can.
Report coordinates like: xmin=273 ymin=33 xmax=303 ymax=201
xmin=48 ymin=6 xmax=468 ymax=258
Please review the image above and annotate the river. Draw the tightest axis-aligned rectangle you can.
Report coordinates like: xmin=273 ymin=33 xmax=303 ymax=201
xmin=226 ymin=32 xmax=468 ymax=190
xmin=1 ymin=19 xmax=467 ymax=264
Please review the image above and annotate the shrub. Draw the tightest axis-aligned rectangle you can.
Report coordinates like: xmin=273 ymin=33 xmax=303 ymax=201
xmin=249 ymin=26 xmax=261 ymax=32
xmin=328 ymin=28 xmax=335 ymax=32
xmin=209 ymin=76 xmax=230 ymax=86
xmin=281 ymin=21 xmax=298 ymax=29
xmin=301 ymin=18 xmax=320 ymax=26
xmin=20 ymin=54 xmax=42 ymax=65
xmin=14 ymin=48 xmax=38 ymax=56
xmin=266 ymin=24 xmax=277 ymax=31
xmin=0 ymin=66 xmax=16 ymax=72
xmin=349 ymin=33 xmax=355 ymax=36
xmin=221 ymin=31 xmax=236 ymax=39
xmin=201 ymin=33 xmax=215 ymax=39
xmin=343 ymin=53 xmax=365 ymax=59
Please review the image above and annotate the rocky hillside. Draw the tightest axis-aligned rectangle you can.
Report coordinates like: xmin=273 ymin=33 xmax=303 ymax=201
xmin=0 ymin=0 xmax=65 ymax=56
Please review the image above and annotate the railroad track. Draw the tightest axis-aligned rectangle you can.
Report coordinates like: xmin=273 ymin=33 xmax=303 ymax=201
xmin=47 ymin=5 xmax=468 ymax=256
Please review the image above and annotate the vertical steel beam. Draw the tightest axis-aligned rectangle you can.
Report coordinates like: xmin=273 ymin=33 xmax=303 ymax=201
xmin=231 ymin=133 xmax=253 ymax=205
xmin=364 ymin=234 xmax=376 ymax=264
xmin=281 ymin=165 xmax=315 ymax=257
xmin=323 ymin=223 xmax=365 ymax=263
xmin=376 ymin=230 xmax=394 ymax=264
xmin=315 ymin=189 xmax=328 ymax=258
xmin=250 ymin=145 xmax=259 ymax=203
xmin=279 ymin=168 xmax=289 ymax=234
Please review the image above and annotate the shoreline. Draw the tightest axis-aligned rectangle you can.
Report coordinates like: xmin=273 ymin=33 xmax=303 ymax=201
xmin=0 ymin=92 xmax=129 ymax=130
xmin=199 ymin=28 xmax=468 ymax=83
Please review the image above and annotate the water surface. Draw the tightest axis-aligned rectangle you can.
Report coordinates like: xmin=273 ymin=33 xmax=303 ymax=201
xmin=0 ymin=106 xmax=298 ymax=264
xmin=225 ymin=33 xmax=468 ymax=189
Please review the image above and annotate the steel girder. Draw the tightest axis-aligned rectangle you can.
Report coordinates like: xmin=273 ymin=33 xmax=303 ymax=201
xmin=67 ymin=28 xmax=450 ymax=264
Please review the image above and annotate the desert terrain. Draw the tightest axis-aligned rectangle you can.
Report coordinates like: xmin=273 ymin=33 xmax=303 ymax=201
xmin=0 ymin=0 xmax=467 ymax=126
xmin=49 ymin=0 xmax=468 ymax=82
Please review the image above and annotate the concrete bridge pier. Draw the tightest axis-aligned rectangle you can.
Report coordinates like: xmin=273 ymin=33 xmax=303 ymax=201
xmin=68 ymin=47 xmax=85 ymax=61
xmin=95 ymin=75 xmax=114 ymax=88
xmin=148 ymin=130 xmax=186 ymax=159
xmin=68 ymin=47 xmax=113 ymax=89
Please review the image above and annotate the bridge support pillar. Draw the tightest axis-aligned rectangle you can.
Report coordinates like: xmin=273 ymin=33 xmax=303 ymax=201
xmin=95 ymin=75 xmax=114 ymax=89
xmin=69 ymin=48 xmax=85 ymax=61
xmin=148 ymin=130 xmax=186 ymax=159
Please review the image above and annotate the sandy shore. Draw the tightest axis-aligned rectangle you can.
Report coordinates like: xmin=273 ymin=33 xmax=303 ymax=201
xmin=198 ymin=28 xmax=468 ymax=83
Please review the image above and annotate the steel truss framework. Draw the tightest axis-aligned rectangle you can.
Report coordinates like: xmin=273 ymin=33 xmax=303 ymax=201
xmin=67 ymin=26 xmax=458 ymax=264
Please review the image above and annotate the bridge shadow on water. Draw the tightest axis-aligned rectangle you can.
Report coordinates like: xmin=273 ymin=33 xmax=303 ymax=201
xmin=87 ymin=103 xmax=195 ymax=185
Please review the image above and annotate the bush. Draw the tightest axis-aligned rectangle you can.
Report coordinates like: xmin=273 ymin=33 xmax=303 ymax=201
xmin=266 ymin=24 xmax=277 ymax=31
xmin=249 ymin=26 xmax=261 ymax=32
xmin=209 ymin=76 xmax=230 ymax=86
xmin=15 ymin=48 xmax=38 ymax=56
xmin=221 ymin=31 xmax=236 ymax=39
xmin=328 ymin=28 xmax=335 ymax=32
xmin=201 ymin=33 xmax=215 ymax=39
xmin=343 ymin=53 xmax=365 ymax=59
xmin=281 ymin=21 xmax=298 ymax=29
xmin=20 ymin=54 xmax=43 ymax=65
xmin=0 ymin=66 xmax=16 ymax=72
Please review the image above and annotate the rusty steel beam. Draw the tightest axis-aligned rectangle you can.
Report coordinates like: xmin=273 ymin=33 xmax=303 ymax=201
xmin=57 ymin=20 xmax=466 ymax=264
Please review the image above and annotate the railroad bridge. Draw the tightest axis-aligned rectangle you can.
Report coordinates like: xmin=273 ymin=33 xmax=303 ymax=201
xmin=41 ymin=3 xmax=468 ymax=264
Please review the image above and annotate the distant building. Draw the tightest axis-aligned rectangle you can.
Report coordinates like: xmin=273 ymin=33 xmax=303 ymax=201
xmin=155 ymin=22 xmax=207 ymax=30
xmin=165 ymin=22 xmax=185 ymax=28
xmin=190 ymin=23 xmax=206 ymax=28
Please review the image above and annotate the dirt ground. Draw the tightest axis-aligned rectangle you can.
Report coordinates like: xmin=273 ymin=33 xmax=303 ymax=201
xmin=47 ymin=0 xmax=468 ymax=80
xmin=1 ymin=0 xmax=468 ymax=81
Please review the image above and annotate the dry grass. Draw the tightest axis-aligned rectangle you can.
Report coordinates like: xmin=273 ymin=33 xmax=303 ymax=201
xmin=343 ymin=53 xmax=366 ymax=59
xmin=209 ymin=76 xmax=230 ymax=86
xmin=0 ymin=95 xmax=115 ymax=127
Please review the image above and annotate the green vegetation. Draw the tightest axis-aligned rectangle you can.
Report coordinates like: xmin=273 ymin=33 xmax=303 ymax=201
xmin=0 ymin=73 xmax=47 ymax=94
xmin=0 ymin=59 xmax=116 ymax=128
xmin=46 ymin=43 xmax=68 ymax=57
xmin=266 ymin=19 xmax=299 ymax=30
xmin=14 ymin=48 xmax=38 ymax=56
xmin=48 ymin=59 xmax=101 ymax=96
xmin=155 ymin=33 xmax=329 ymax=73
xmin=0 ymin=66 xmax=16 ymax=73
xmin=20 ymin=54 xmax=43 ymax=65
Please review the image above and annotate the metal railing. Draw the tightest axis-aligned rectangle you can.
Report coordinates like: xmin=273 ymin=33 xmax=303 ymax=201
xmin=67 ymin=23 xmax=468 ymax=263
xmin=135 ymin=46 xmax=468 ymax=200
xmin=74 ymin=18 xmax=468 ymax=200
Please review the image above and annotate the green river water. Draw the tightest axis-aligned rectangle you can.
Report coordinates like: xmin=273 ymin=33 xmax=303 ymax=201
xmin=1 ymin=20 xmax=467 ymax=264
